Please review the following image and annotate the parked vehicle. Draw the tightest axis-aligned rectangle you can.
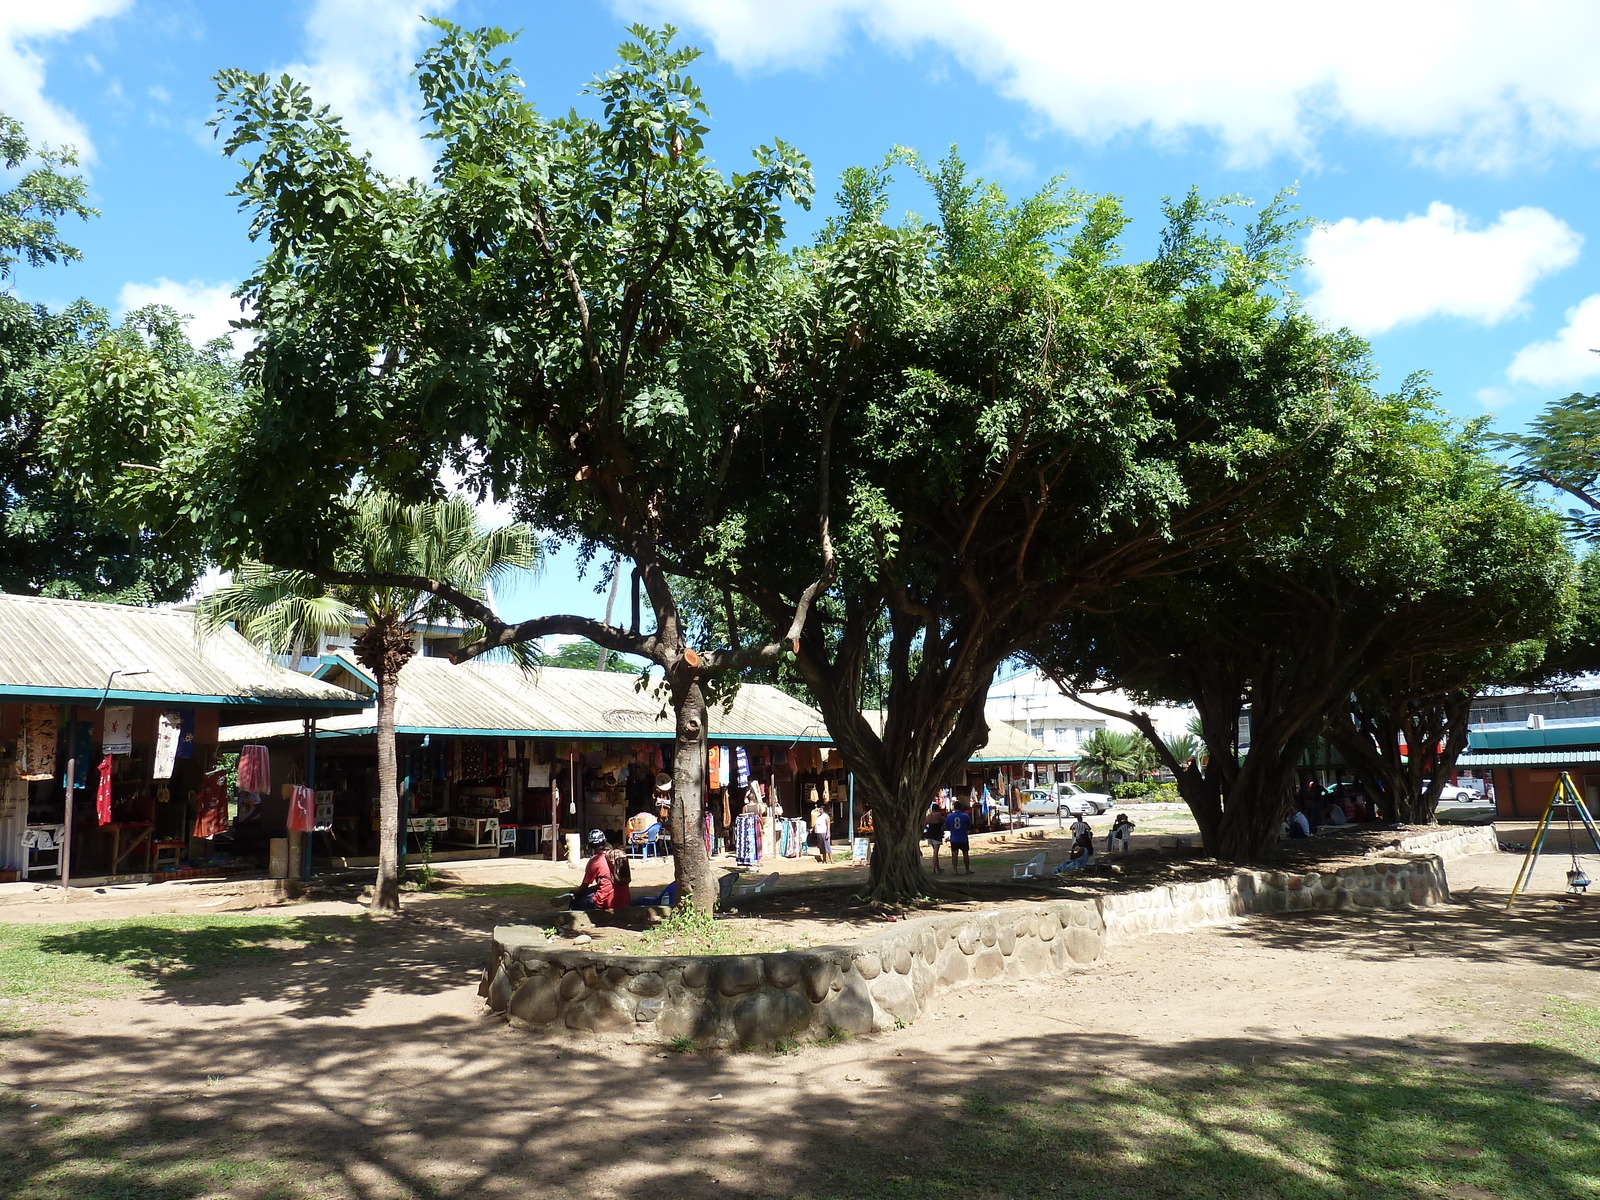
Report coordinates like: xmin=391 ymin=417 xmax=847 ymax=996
xmin=1020 ymin=789 xmax=1063 ymax=816
xmin=1056 ymin=781 xmax=1115 ymax=815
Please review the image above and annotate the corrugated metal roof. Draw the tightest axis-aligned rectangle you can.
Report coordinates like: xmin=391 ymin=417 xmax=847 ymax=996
xmin=858 ymin=709 xmax=1075 ymax=763
xmin=0 ymin=593 xmax=367 ymax=712
xmin=220 ymin=653 xmax=832 ymax=743
xmin=1457 ymin=749 xmax=1600 ymax=767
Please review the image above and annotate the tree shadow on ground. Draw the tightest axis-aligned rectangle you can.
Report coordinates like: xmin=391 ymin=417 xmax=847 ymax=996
xmin=3 ymin=1015 xmax=1596 ymax=1200
xmin=1228 ymin=888 xmax=1600 ymax=973
xmin=22 ymin=887 xmax=558 ymax=1021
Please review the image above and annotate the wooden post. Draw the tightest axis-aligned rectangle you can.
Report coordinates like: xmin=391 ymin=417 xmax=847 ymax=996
xmin=60 ymin=755 xmax=75 ymax=890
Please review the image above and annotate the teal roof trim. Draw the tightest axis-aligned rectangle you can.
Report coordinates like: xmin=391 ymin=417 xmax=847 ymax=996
xmin=1468 ymin=724 xmax=1600 ymax=751
xmin=0 ymin=685 xmax=363 ymax=710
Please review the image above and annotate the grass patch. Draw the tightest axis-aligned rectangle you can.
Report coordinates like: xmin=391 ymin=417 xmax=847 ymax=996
xmin=0 ymin=912 xmax=367 ymax=1030
xmin=444 ymin=881 xmax=567 ymax=904
xmin=807 ymin=1050 xmax=1600 ymax=1200
xmin=1526 ymin=996 xmax=1600 ymax=1065
xmin=637 ymin=904 xmax=769 ymax=956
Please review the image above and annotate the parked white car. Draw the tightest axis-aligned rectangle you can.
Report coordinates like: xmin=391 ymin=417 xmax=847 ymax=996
xmin=1057 ymin=781 xmax=1115 ymax=815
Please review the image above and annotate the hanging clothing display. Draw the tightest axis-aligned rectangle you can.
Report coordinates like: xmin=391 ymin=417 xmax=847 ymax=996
xmin=703 ymin=811 xmax=714 ymax=854
xmin=18 ymin=705 xmax=58 ymax=780
xmin=101 ymin=706 xmax=133 ymax=755
xmin=717 ymin=747 xmax=732 ymax=788
xmin=193 ymin=770 xmax=230 ymax=838
xmin=734 ymin=812 xmax=760 ymax=866
xmin=236 ymin=744 xmax=271 ymax=794
xmin=153 ymin=711 xmax=183 ymax=780
xmin=287 ymin=785 xmax=316 ymax=833
xmin=96 ymin=755 xmax=114 ymax=825
xmin=177 ymin=709 xmax=196 ymax=759
xmin=735 ymin=747 xmax=750 ymax=787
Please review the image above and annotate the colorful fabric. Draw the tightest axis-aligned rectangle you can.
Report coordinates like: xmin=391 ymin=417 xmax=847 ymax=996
xmin=193 ymin=770 xmax=230 ymax=838
xmin=236 ymin=744 xmax=271 ymax=794
xmin=287 ymin=785 xmax=316 ymax=833
xmin=19 ymin=705 xmax=57 ymax=780
xmin=734 ymin=812 xmax=760 ymax=866
xmin=735 ymin=746 xmax=750 ymax=787
xmin=101 ymin=706 xmax=133 ymax=755
xmin=153 ymin=711 xmax=182 ymax=780
xmin=176 ymin=709 xmax=196 ymax=759
xmin=96 ymin=755 xmax=114 ymax=826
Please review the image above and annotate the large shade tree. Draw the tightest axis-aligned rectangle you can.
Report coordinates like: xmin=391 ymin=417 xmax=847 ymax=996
xmin=695 ymin=167 xmax=1374 ymax=897
xmin=1 ymin=112 xmax=209 ymax=602
xmin=198 ymin=493 xmax=538 ymax=914
xmin=1029 ymin=411 xmax=1573 ymax=857
xmin=48 ymin=24 xmax=818 ymax=912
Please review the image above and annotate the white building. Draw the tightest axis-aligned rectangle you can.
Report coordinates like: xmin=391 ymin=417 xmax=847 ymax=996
xmin=986 ymin=666 xmax=1197 ymax=780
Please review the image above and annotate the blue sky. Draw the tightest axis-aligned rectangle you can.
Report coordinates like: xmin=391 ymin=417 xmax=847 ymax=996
xmin=8 ymin=1 xmax=1600 ymax=622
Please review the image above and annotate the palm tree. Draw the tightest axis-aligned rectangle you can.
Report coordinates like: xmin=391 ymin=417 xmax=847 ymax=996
xmin=1075 ymin=728 xmax=1143 ymax=786
xmin=1163 ymin=732 xmax=1203 ymax=769
xmin=200 ymin=492 xmax=539 ymax=913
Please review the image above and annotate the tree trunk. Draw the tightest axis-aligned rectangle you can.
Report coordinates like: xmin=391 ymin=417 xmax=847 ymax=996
xmin=356 ymin=620 xmax=416 ymax=916
xmin=863 ymin=775 xmax=933 ymax=900
xmin=668 ymin=670 xmax=716 ymax=913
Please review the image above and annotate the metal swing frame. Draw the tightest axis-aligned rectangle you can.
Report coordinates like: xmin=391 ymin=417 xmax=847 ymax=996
xmin=1506 ymin=770 xmax=1600 ymax=909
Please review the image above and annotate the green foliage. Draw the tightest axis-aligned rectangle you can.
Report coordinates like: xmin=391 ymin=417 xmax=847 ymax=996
xmin=1031 ymin=407 xmax=1575 ymax=855
xmin=1497 ymin=390 xmax=1600 ymax=540
xmin=0 ymin=111 xmax=207 ymax=603
xmin=545 ymin=640 xmax=645 ymax=673
xmin=1077 ymin=730 xmax=1146 ymax=785
xmin=0 ymin=110 xmax=96 ymax=279
xmin=195 ymin=492 xmax=540 ymax=664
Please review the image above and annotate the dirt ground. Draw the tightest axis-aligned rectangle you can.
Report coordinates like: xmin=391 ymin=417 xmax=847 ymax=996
xmin=1 ymin=823 xmax=1597 ymax=1199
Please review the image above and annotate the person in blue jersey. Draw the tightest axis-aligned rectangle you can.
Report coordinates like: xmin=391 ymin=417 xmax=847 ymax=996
xmin=944 ymin=798 xmax=974 ymax=875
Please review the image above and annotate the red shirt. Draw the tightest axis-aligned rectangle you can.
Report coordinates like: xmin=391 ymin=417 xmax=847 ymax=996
xmin=581 ymin=851 xmax=631 ymax=911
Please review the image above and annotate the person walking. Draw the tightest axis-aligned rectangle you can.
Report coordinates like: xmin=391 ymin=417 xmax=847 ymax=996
xmin=945 ymin=798 xmax=974 ymax=875
xmin=925 ymin=801 xmax=947 ymax=873
xmin=810 ymin=799 xmax=832 ymax=863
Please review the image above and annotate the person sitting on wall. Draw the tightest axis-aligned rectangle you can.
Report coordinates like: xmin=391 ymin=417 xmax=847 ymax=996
xmin=573 ymin=829 xmax=632 ymax=912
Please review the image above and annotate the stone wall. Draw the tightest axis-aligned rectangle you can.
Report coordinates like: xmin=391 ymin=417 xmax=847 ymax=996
xmin=485 ymin=898 xmax=1104 ymax=1046
xmin=1394 ymin=823 xmax=1498 ymax=863
xmin=483 ymin=829 xmax=1486 ymax=1047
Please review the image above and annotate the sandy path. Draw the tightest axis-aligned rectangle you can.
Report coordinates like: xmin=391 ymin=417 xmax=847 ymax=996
xmin=2 ymin=843 xmax=1596 ymax=1199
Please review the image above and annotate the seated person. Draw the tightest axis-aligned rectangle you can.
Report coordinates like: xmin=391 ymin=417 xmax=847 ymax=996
xmin=1056 ymin=826 xmax=1096 ymax=873
xmin=573 ymin=829 xmax=632 ymax=911
xmin=1285 ymin=807 xmax=1312 ymax=838
xmin=1323 ymin=799 xmax=1348 ymax=826
xmin=1106 ymin=812 xmax=1134 ymax=852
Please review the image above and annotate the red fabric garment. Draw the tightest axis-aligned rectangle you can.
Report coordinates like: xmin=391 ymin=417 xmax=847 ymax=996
xmin=96 ymin=755 xmax=113 ymax=826
xmin=236 ymin=744 xmax=271 ymax=794
xmin=287 ymin=785 xmax=315 ymax=833
xmin=580 ymin=852 xmax=630 ymax=911
xmin=193 ymin=769 xmax=230 ymax=839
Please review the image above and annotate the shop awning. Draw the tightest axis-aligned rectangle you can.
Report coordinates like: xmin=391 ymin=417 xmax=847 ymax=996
xmin=220 ymin=652 xmax=833 ymax=744
xmin=0 ymin=592 xmax=367 ymax=719
xmin=1455 ymin=749 xmax=1600 ymax=767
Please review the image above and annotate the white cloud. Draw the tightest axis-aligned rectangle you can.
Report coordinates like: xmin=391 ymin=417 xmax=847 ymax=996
xmin=284 ymin=0 xmax=456 ymax=181
xmin=118 ymin=278 xmax=249 ymax=351
xmin=618 ymin=0 xmax=1600 ymax=168
xmin=978 ymin=132 xmax=1033 ymax=180
xmin=1301 ymin=204 xmax=1581 ymax=336
xmin=1507 ymin=295 xmax=1600 ymax=389
xmin=0 ymin=0 xmax=130 ymax=162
